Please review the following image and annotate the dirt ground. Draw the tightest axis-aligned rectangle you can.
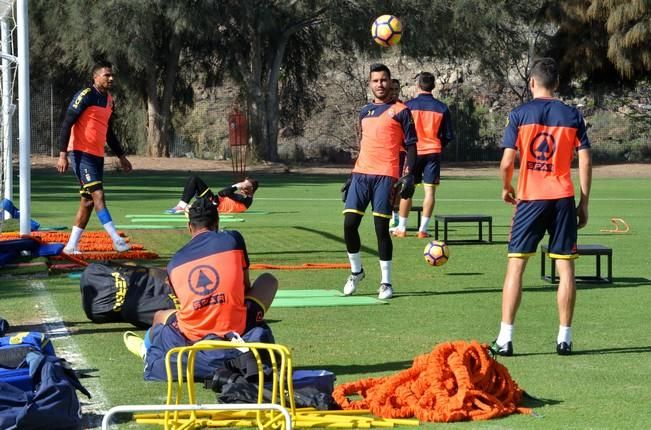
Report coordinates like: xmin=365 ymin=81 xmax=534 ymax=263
xmin=29 ymin=155 xmax=650 ymax=177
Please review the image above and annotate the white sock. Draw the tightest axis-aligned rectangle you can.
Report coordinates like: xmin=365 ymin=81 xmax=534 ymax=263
xmin=397 ymin=216 xmax=408 ymax=231
xmin=379 ymin=260 xmax=392 ymax=284
xmin=348 ymin=252 xmax=362 ymax=274
xmin=557 ymin=325 xmax=572 ymax=344
xmin=496 ymin=322 xmax=514 ymax=346
xmin=177 ymin=200 xmax=188 ymax=209
xmin=66 ymin=226 xmax=84 ymax=249
xmin=103 ymin=221 xmax=123 ymax=243
xmin=419 ymin=216 xmax=431 ymax=232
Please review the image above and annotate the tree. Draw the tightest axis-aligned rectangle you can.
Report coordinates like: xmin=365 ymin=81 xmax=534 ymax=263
xmin=29 ymin=0 xmax=228 ymax=156
xmin=541 ymin=0 xmax=651 ymax=90
xmin=588 ymin=0 xmax=651 ymax=79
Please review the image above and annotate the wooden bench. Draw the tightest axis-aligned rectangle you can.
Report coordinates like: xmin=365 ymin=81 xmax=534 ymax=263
xmin=434 ymin=214 xmax=493 ymax=243
xmin=541 ymin=244 xmax=613 ymax=283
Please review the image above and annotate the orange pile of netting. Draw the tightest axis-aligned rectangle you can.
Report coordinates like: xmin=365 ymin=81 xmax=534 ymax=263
xmin=332 ymin=340 xmax=532 ymax=423
xmin=0 ymin=231 xmax=158 ymax=262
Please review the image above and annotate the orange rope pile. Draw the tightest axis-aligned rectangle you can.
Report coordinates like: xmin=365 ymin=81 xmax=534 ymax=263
xmin=0 ymin=231 xmax=158 ymax=263
xmin=250 ymin=262 xmax=350 ymax=270
xmin=332 ymin=340 xmax=531 ymax=423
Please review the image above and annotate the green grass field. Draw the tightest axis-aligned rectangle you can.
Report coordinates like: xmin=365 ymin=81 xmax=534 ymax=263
xmin=2 ymin=166 xmax=651 ymax=429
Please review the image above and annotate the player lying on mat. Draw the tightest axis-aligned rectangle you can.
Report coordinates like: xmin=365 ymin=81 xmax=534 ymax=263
xmin=166 ymin=176 xmax=258 ymax=214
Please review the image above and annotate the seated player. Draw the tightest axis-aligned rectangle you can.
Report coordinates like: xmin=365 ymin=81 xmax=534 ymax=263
xmin=124 ymin=197 xmax=277 ymax=380
xmin=166 ymin=176 xmax=258 ymax=214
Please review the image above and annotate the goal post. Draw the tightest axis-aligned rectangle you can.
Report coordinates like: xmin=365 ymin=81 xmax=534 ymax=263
xmin=1 ymin=1 xmax=15 ymax=221
xmin=0 ymin=0 xmax=31 ymax=234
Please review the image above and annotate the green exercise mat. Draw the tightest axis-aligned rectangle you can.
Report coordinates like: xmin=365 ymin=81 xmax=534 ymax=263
xmin=128 ymin=214 xmax=235 ymax=219
xmin=272 ymin=289 xmax=386 ymax=307
xmin=116 ymin=224 xmax=186 ymax=230
xmin=129 ymin=218 xmax=244 ymax=223
xmin=276 ymin=289 xmax=341 ymax=298
xmin=272 ymin=296 xmax=386 ymax=307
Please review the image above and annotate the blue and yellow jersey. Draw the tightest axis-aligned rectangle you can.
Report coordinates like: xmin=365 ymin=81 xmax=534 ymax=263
xmin=65 ymin=86 xmax=114 ymax=157
xmin=502 ymin=98 xmax=590 ymax=201
xmin=406 ymin=93 xmax=454 ymax=155
xmin=167 ymin=230 xmax=249 ymax=341
xmin=353 ymin=101 xmax=417 ymax=178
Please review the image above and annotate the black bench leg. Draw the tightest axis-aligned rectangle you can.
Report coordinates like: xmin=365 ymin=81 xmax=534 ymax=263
xmin=489 ymin=220 xmax=492 ymax=243
xmin=596 ymin=255 xmax=601 ymax=279
xmin=608 ymin=254 xmax=612 ymax=283
xmin=435 ymin=220 xmax=439 ymax=240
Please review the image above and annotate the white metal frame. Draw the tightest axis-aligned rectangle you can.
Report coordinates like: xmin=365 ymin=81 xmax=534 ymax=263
xmin=0 ymin=0 xmax=29 ymax=232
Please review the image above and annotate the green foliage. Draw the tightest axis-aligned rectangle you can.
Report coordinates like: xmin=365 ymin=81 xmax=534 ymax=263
xmin=543 ymin=0 xmax=651 ymax=89
xmin=444 ymin=89 xmax=505 ymax=162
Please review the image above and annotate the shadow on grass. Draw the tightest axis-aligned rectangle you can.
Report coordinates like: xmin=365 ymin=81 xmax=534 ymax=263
xmin=296 ymin=360 xmax=412 ymax=376
xmin=521 ymin=391 xmax=562 ymax=408
xmin=514 ymin=344 xmax=651 ymax=357
xmin=399 ymin=277 xmax=651 ymax=298
xmin=572 ymin=345 xmax=651 ymax=356
xmin=84 ymin=411 xmax=121 ymax=429
xmin=293 ymin=226 xmax=378 ymax=257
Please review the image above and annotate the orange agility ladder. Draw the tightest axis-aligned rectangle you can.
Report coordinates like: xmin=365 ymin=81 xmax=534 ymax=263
xmin=333 ymin=340 xmax=532 ymax=423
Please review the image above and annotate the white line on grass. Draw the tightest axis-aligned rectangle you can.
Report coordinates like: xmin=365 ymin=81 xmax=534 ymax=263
xmin=29 ymin=280 xmax=109 ymax=430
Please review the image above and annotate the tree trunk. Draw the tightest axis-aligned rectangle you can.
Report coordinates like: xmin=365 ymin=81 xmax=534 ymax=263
xmin=263 ymin=32 xmax=291 ymax=162
xmin=146 ymin=34 xmax=182 ymax=157
xmin=246 ymin=29 xmax=267 ymax=161
xmin=146 ymin=71 xmax=167 ymax=157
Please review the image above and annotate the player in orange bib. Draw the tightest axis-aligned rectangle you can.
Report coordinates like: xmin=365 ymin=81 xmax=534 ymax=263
xmin=392 ymin=72 xmax=454 ymax=238
xmin=129 ymin=197 xmax=278 ymax=379
xmin=341 ymin=63 xmax=417 ymax=300
xmin=490 ymin=58 xmax=592 ymax=357
xmin=56 ymin=61 xmax=132 ymax=254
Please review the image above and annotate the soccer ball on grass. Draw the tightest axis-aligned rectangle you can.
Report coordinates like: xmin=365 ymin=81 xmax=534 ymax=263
xmin=423 ymin=240 xmax=449 ymax=267
xmin=371 ymin=15 xmax=402 ymax=47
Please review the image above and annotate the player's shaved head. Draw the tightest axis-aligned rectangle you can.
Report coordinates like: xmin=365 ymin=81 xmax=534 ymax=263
xmin=417 ymin=72 xmax=435 ymax=92
xmin=369 ymin=63 xmax=391 ymax=78
xmin=92 ymin=60 xmax=113 ymax=76
xmin=188 ymin=197 xmax=218 ymax=231
xmin=529 ymin=58 xmax=559 ymax=90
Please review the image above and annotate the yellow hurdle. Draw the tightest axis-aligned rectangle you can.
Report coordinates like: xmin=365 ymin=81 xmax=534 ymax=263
xmin=128 ymin=340 xmax=419 ymax=429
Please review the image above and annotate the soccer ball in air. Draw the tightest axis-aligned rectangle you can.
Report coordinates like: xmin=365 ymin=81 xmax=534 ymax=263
xmin=371 ymin=15 xmax=402 ymax=47
xmin=423 ymin=240 xmax=449 ymax=267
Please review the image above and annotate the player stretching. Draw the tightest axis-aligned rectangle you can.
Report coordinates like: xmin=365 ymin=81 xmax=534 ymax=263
xmin=57 ymin=61 xmax=132 ymax=253
xmin=166 ymin=176 xmax=258 ymax=214
xmin=391 ymin=72 xmax=454 ymax=238
xmin=491 ymin=58 xmax=592 ymax=356
xmin=341 ymin=63 xmax=417 ymax=300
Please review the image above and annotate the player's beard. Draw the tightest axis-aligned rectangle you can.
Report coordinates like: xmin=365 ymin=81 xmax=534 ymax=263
xmin=372 ymin=87 xmax=388 ymax=102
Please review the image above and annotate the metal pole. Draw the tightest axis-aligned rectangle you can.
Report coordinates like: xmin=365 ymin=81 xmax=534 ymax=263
xmin=17 ymin=0 xmax=30 ymax=235
xmin=1 ymin=18 xmax=13 ymax=215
